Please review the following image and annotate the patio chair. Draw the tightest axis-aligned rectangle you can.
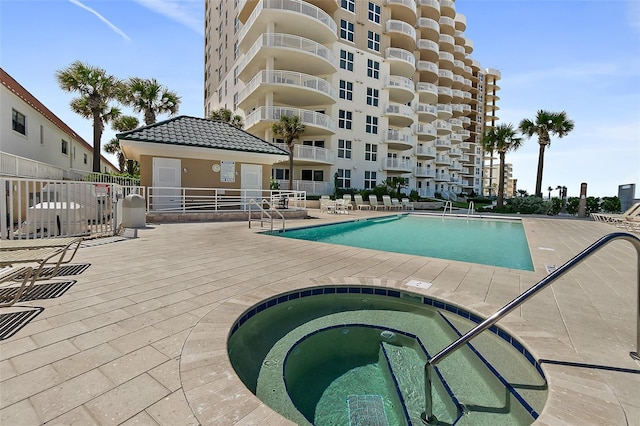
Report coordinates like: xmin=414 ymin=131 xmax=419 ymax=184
xmin=401 ymin=198 xmax=415 ymax=211
xmin=0 ymin=266 xmax=34 ymax=307
xmin=342 ymin=194 xmax=354 ymax=210
xmin=354 ymin=194 xmax=371 ymax=210
xmin=320 ymin=195 xmax=335 ymax=214
xmin=592 ymin=202 xmax=640 ymax=223
xmin=334 ymin=199 xmax=349 ymax=214
xmin=391 ymin=198 xmax=403 ymax=210
xmin=0 ymin=243 xmax=73 ymax=283
xmin=0 ymin=237 xmax=83 ymax=265
xmin=382 ymin=195 xmax=401 ymax=211
xmin=368 ymin=195 xmax=386 ymax=211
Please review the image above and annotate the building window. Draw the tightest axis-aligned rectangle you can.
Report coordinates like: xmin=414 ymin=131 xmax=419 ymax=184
xmin=364 ymin=170 xmax=377 ymax=189
xmin=233 ymin=66 xmax=238 ymax=84
xmin=366 ymin=87 xmax=379 ymax=106
xmin=234 ymin=15 xmax=239 ymax=33
xmin=341 ymin=0 xmax=355 ymax=12
xmin=272 ymin=168 xmax=290 ymax=180
xmin=367 ymin=59 xmax=380 ymax=79
xmin=337 ymin=169 xmax=351 ymax=188
xmin=40 ymin=125 xmax=44 ymax=144
xmin=61 ymin=139 xmax=68 ymax=155
xmin=233 ymin=92 xmax=238 ymax=110
xmin=365 ymin=115 xmax=378 ymax=134
xmin=303 ymin=140 xmax=325 ymax=148
xmin=339 ymin=80 xmax=353 ymax=100
xmin=12 ymin=109 xmax=26 ymax=135
xmin=368 ymin=2 xmax=381 ymax=23
xmin=365 ymin=143 xmax=377 ymax=161
xmin=340 ymin=20 xmax=354 ymax=42
xmin=340 ymin=50 xmax=354 ymax=71
xmin=301 ymin=170 xmax=324 ymax=181
xmin=367 ymin=31 xmax=380 ymax=52
xmin=234 ymin=40 xmax=238 ymax=59
xmin=338 ymin=110 xmax=352 ymax=129
xmin=83 ymin=153 xmax=88 ymax=164
xmin=338 ymin=139 xmax=352 ymax=159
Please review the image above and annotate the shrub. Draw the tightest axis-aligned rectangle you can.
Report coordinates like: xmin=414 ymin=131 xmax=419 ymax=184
xmin=508 ymin=196 xmax=552 ymax=215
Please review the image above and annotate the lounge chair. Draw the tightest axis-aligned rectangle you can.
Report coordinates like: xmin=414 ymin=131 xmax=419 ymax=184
xmin=0 ymin=266 xmax=34 ymax=307
xmin=0 ymin=245 xmax=72 ymax=282
xmin=334 ymin=199 xmax=349 ymax=214
xmin=320 ymin=195 xmax=335 ymax=214
xmin=354 ymin=194 xmax=371 ymax=210
xmin=401 ymin=198 xmax=415 ymax=211
xmin=0 ymin=237 xmax=83 ymax=265
xmin=592 ymin=202 xmax=640 ymax=223
xmin=391 ymin=198 xmax=403 ymax=210
xmin=342 ymin=194 xmax=354 ymax=210
xmin=382 ymin=195 xmax=401 ymax=211
xmin=368 ymin=195 xmax=386 ymax=211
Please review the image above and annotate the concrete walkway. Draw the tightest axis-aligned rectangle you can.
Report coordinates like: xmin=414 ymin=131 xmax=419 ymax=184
xmin=1 ymin=211 xmax=638 ymax=425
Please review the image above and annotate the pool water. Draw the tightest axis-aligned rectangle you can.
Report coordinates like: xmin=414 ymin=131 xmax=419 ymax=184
xmin=228 ymin=287 xmax=547 ymax=425
xmin=269 ymin=215 xmax=534 ymax=271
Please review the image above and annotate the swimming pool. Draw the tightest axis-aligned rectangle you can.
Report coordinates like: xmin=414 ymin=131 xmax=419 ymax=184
xmin=268 ymin=214 xmax=534 ymax=271
xmin=228 ymin=285 xmax=547 ymax=425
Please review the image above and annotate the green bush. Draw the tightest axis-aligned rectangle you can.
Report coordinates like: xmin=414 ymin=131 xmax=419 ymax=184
xmin=601 ymin=196 xmax=621 ymax=213
xmin=507 ymin=196 xmax=552 ymax=215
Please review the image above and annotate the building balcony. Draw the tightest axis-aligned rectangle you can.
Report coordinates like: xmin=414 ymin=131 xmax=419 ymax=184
xmin=386 ymin=0 xmax=417 ymax=24
xmin=463 ymin=78 xmax=473 ymax=90
xmin=385 ymin=75 xmax=415 ymax=105
xmin=384 ymin=158 xmax=412 ymax=173
xmin=416 ymin=104 xmax=437 ymax=124
xmin=416 ymin=82 xmax=438 ymax=104
xmin=238 ymin=0 xmax=337 ymax=51
xmin=435 ymin=155 xmax=450 ymax=166
xmin=449 ymin=148 xmax=463 ymax=158
xmin=416 ymin=144 xmax=436 ymax=158
xmin=417 ymin=60 xmax=438 ymax=83
xmin=451 ymin=89 xmax=463 ymax=103
xmin=437 ymin=104 xmax=453 ymax=120
xmin=417 ymin=0 xmax=440 ymax=21
xmin=385 ymin=128 xmax=415 ymax=151
xmin=455 ymin=13 xmax=467 ymax=32
xmin=238 ymin=33 xmax=337 ymax=82
xmin=463 ymin=65 xmax=473 ymax=77
xmin=453 ymin=60 xmax=465 ymax=75
xmin=465 ymin=38 xmax=474 ymax=54
xmin=435 ymin=138 xmax=451 ymax=150
xmin=244 ymin=106 xmax=336 ymax=135
xmin=438 ymin=51 xmax=454 ymax=70
xmin=416 ymin=39 xmax=439 ymax=63
xmin=449 ymin=118 xmax=463 ymax=131
xmin=439 ymin=16 xmax=455 ymax=35
xmin=449 ymin=133 xmax=463 ymax=142
xmin=453 ymin=44 xmax=466 ymax=59
xmin=386 ymin=20 xmax=416 ymax=52
xmin=437 ymin=86 xmax=453 ymax=103
xmin=438 ymin=69 xmax=454 ymax=86
xmin=238 ymin=70 xmax=337 ymax=109
xmin=439 ymin=34 xmax=455 ymax=52
xmin=416 ymin=17 xmax=439 ymax=41
xmin=385 ymin=102 xmax=415 ymax=127
xmin=272 ymin=143 xmax=334 ymax=165
xmin=435 ymin=120 xmax=452 ymax=135
xmin=435 ymin=172 xmax=451 ymax=182
xmin=276 ymin=179 xmax=333 ymax=195
xmin=440 ymin=0 xmax=455 ymax=18
xmin=414 ymin=166 xmax=436 ymax=178
xmin=385 ymin=47 xmax=416 ymax=78
xmin=459 ymin=129 xmax=471 ymax=139
xmin=449 ymin=162 xmax=462 ymax=171
xmin=415 ymin=122 xmax=436 ymax=141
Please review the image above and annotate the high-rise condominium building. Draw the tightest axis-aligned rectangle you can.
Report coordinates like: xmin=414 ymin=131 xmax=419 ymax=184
xmin=204 ymin=0 xmax=500 ymax=198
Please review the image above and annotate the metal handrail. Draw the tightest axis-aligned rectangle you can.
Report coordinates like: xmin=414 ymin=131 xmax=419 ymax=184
xmin=422 ymin=232 xmax=640 ymax=424
xmin=248 ymin=199 xmax=286 ymax=232
xmin=442 ymin=200 xmax=453 ymax=216
xmin=467 ymin=201 xmax=475 ymax=218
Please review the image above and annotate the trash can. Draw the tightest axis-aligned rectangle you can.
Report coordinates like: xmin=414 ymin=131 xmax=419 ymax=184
xmin=121 ymin=194 xmax=146 ymax=228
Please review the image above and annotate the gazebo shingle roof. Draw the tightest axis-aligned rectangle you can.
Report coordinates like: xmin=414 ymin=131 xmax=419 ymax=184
xmin=117 ymin=115 xmax=288 ymax=156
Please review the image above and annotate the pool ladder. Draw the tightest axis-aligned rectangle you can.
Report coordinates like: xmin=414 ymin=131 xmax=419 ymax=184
xmin=248 ymin=199 xmax=285 ymax=232
xmin=422 ymin=231 xmax=640 ymax=424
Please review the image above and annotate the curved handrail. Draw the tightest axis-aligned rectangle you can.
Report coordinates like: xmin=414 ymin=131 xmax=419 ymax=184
xmin=423 ymin=232 xmax=640 ymax=424
xmin=248 ymin=198 xmax=285 ymax=232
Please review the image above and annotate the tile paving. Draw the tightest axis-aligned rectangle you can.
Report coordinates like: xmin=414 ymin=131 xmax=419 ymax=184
xmin=0 ymin=211 xmax=638 ymax=425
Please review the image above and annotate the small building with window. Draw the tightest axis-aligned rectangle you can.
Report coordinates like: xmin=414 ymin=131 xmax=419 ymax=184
xmin=0 ymin=67 xmax=118 ymax=179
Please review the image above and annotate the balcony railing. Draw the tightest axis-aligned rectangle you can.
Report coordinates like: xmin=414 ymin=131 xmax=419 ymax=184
xmin=273 ymin=143 xmax=334 ymax=164
xmin=385 ymin=47 xmax=416 ymax=67
xmin=245 ymin=106 xmax=336 ymax=133
xmin=386 ymin=75 xmax=414 ymax=92
xmin=415 ymin=145 xmax=436 ymax=157
xmin=384 ymin=158 xmax=412 ymax=171
xmin=386 ymin=20 xmax=417 ymax=40
xmin=415 ymin=122 xmax=436 ymax=139
xmin=276 ymin=179 xmax=332 ymax=195
xmin=239 ymin=70 xmax=337 ymax=104
xmin=414 ymin=167 xmax=436 ymax=178
xmin=417 ymin=17 xmax=439 ymax=33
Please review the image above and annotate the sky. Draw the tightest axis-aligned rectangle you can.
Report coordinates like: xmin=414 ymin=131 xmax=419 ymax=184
xmin=1 ymin=0 xmax=638 ymax=198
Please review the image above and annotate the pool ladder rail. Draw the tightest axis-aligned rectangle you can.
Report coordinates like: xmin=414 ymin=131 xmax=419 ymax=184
xmin=248 ymin=198 xmax=286 ymax=232
xmin=422 ymin=231 xmax=640 ymax=425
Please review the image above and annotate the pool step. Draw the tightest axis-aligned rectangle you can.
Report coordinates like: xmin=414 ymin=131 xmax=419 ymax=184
xmin=380 ymin=342 xmax=460 ymax=425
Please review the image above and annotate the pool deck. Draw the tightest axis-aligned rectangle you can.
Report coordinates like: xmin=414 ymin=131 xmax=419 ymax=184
xmin=1 ymin=211 xmax=638 ymax=425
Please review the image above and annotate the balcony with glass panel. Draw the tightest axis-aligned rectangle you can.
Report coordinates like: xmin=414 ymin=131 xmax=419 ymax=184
xmin=449 ymin=148 xmax=463 ymax=158
xmin=416 ymin=38 xmax=439 ymax=63
xmin=415 ymin=122 xmax=437 ymax=141
xmin=416 ymin=104 xmax=437 ymax=124
xmin=415 ymin=82 xmax=437 ymax=105
xmin=385 ymin=75 xmax=415 ymax=105
xmin=385 ymin=103 xmax=415 ymax=127
xmin=438 ymin=69 xmax=454 ymax=86
xmin=416 ymin=17 xmax=439 ymax=41
xmin=417 ymin=60 xmax=438 ymax=83
xmin=439 ymin=34 xmax=455 ymax=52
xmin=385 ymin=47 xmax=416 ymax=78
xmin=449 ymin=118 xmax=463 ymax=131
xmin=238 ymin=33 xmax=337 ymax=81
xmin=414 ymin=166 xmax=436 ymax=178
xmin=455 ymin=13 xmax=466 ymax=31
xmin=435 ymin=120 xmax=452 ymax=136
xmin=440 ymin=0 xmax=455 ymax=18
xmin=238 ymin=0 xmax=337 ymax=50
xmin=439 ymin=16 xmax=455 ymax=35
xmin=436 ymin=104 xmax=453 ymax=120
xmin=272 ymin=142 xmax=334 ymax=165
xmin=437 ymin=86 xmax=453 ymax=104
xmin=435 ymin=138 xmax=451 ymax=150
xmin=387 ymin=0 xmax=417 ymax=24
xmin=384 ymin=128 xmax=415 ymax=151
xmin=238 ymin=70 xmax=337 ymax=109
xmin=416 ymin=143 xmax=436 ymax=158
xmin=417 ymin=0 xmax=440 ymax=21
xmin=384 ymin=157 xmax=412 ymax=173
xmin=435 ymin=171 xmax=451 ymax=182
xmin=435 ymin=154 xmax=450 ymax=166
xmin=438 ymin=51 xmax=454 ymax=70
xmin=451 ymin=89 xmax=464 ymax=103
xmin=244 ymin=106 xmax=336 ymax=135
xmin=386 ymin=20 xmax=417 ymax=52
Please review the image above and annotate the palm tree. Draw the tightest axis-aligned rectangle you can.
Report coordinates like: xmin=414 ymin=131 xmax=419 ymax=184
xmin=120 ymin=77 xmax=180 ymax=125
xmin=207 ymin=108 xmax=244 ymax=128
xmin=104 ymin=115 xmax=139 ymax=174
xmin=271 ymin=115 xmax=305 ymax=190
xmin=547 ymin=186 xmax=553 ymax=200
xmin=56 ymin=61 xmax=122 ymax=172
xmin=481 ymin=123 xmax=522 ymax=209
xmin=519 ymin=110 xmax=574 ymax=197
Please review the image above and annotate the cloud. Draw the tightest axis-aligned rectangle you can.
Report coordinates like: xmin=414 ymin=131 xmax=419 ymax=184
xmin=69 ymin=0 xmax=131 ymax=41
xmin=133 ymin=0 xmax=204 ymax=36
